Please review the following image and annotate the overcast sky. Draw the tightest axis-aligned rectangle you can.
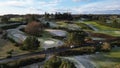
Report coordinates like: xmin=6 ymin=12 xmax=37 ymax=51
xmin=0 ymin=0 xmax=120 ymax=15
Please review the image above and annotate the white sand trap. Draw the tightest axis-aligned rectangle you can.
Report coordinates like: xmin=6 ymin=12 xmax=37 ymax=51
xmin=115 ymin=31 xmax=120 ymax=34
xmin=44 ymin=40 xmax=55 ymax=45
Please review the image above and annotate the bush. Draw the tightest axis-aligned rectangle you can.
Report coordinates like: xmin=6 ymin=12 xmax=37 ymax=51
xmin=101 ymin=42 xmax=111 ymax=52
xmin=20 ymin=36 xmax=40 ymax=51
xmin=114 ymin=64 xmax=120 ymax=68
xmin=44 ymin=56 xmax=76 ymax=68
xmin=25 ymin=21 xmax=43 ymax=37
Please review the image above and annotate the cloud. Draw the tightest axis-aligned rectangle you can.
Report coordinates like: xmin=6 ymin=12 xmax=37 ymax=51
xmin=0 ymin=0 xmax=120 ymax=15
xmin=72 ymin=0 xmax=120 ymax=14
xmin=0 ymin=0 xmax=33 ymax=7
xmin=72 ymin=0 xmax=89 ymax=2
xmin=0 ymin=0 xmax=62 ymax=15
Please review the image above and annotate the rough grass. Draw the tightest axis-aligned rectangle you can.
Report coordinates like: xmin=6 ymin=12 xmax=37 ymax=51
xmin=75 ymin=22 xmax=93 ymax=30
xmin=0 ymin=41 xmax=29 ymax=59
xmin=0 ymin=35 xmax=29 ymax=59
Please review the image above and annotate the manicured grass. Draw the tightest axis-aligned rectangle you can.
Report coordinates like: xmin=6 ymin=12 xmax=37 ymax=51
xmin=56 ymin=21 xmax=68 ymax=28
xmin=105 ymin=47 xmax=120 ymax=58
xmin=75 ymin=22 xmax=93 ymax=30
xmin=92 ymin=30 xmax=120 ymax=37
xmin=92 ymin=47 xmax=120 ymax=68
xmin=83 ymin=21 xmax=120 ymax=31
xmin=82 ymin=21 xmax=120 ymax=36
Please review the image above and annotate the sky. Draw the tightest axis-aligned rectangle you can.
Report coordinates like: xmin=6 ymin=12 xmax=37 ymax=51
xmin=0 ymin=0 xmax=120 ymax=15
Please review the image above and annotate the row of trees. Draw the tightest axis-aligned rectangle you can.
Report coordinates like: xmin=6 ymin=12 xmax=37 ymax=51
xmin=0 ymin=16 xmax=9 ymax=23
xmin=0 ymin=14 xmax=40 ymax=24
xmin=44 ymin=12 xmax=73 ymax=20
xmin=0 ymin=16 xmax=24 ymax=24
xmin=54 ymin=12 xmax=73 ymax=20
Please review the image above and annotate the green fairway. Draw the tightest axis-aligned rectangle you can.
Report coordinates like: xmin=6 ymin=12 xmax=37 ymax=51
xmin=56 ymin=21 xmax=68 ymax=28
xmin=93 ymin=30 xmax=120 ymax=37
xmin=105 ymin=47 xmax=120 ymax=58
xmin=83 ymin=21 xmax=120 ymax=31
xmin=75 ymin=22 xmax=93 ymax=30
xmin=92 ymin=47 xmax=120 ymax=68
xmin=82 ymin=21 xmax=120 ymax=36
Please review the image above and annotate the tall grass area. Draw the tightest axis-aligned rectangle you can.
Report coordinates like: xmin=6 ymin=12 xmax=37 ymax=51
xmin=92 ymin=47 xmax=120 ymax=68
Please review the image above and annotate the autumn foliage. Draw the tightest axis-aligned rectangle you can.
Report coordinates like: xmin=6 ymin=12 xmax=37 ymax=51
xmin=25 ymin=21 xmax=43 ymax=36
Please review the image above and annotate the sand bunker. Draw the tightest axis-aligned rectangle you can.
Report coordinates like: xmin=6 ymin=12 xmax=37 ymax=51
xmin=44 ymin=40 xmax=55 ymax=45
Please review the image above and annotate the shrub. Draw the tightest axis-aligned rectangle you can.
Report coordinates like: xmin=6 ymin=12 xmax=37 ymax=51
xmin=101 ymin=42 xmax=111 ymax=52
xmin=44 ymin=56 xmax=76 ymax=68
xmin=25 ymin=21 xmax=43 ymax=36
xmin=20 ymin=36 xmax=40 ymax=51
